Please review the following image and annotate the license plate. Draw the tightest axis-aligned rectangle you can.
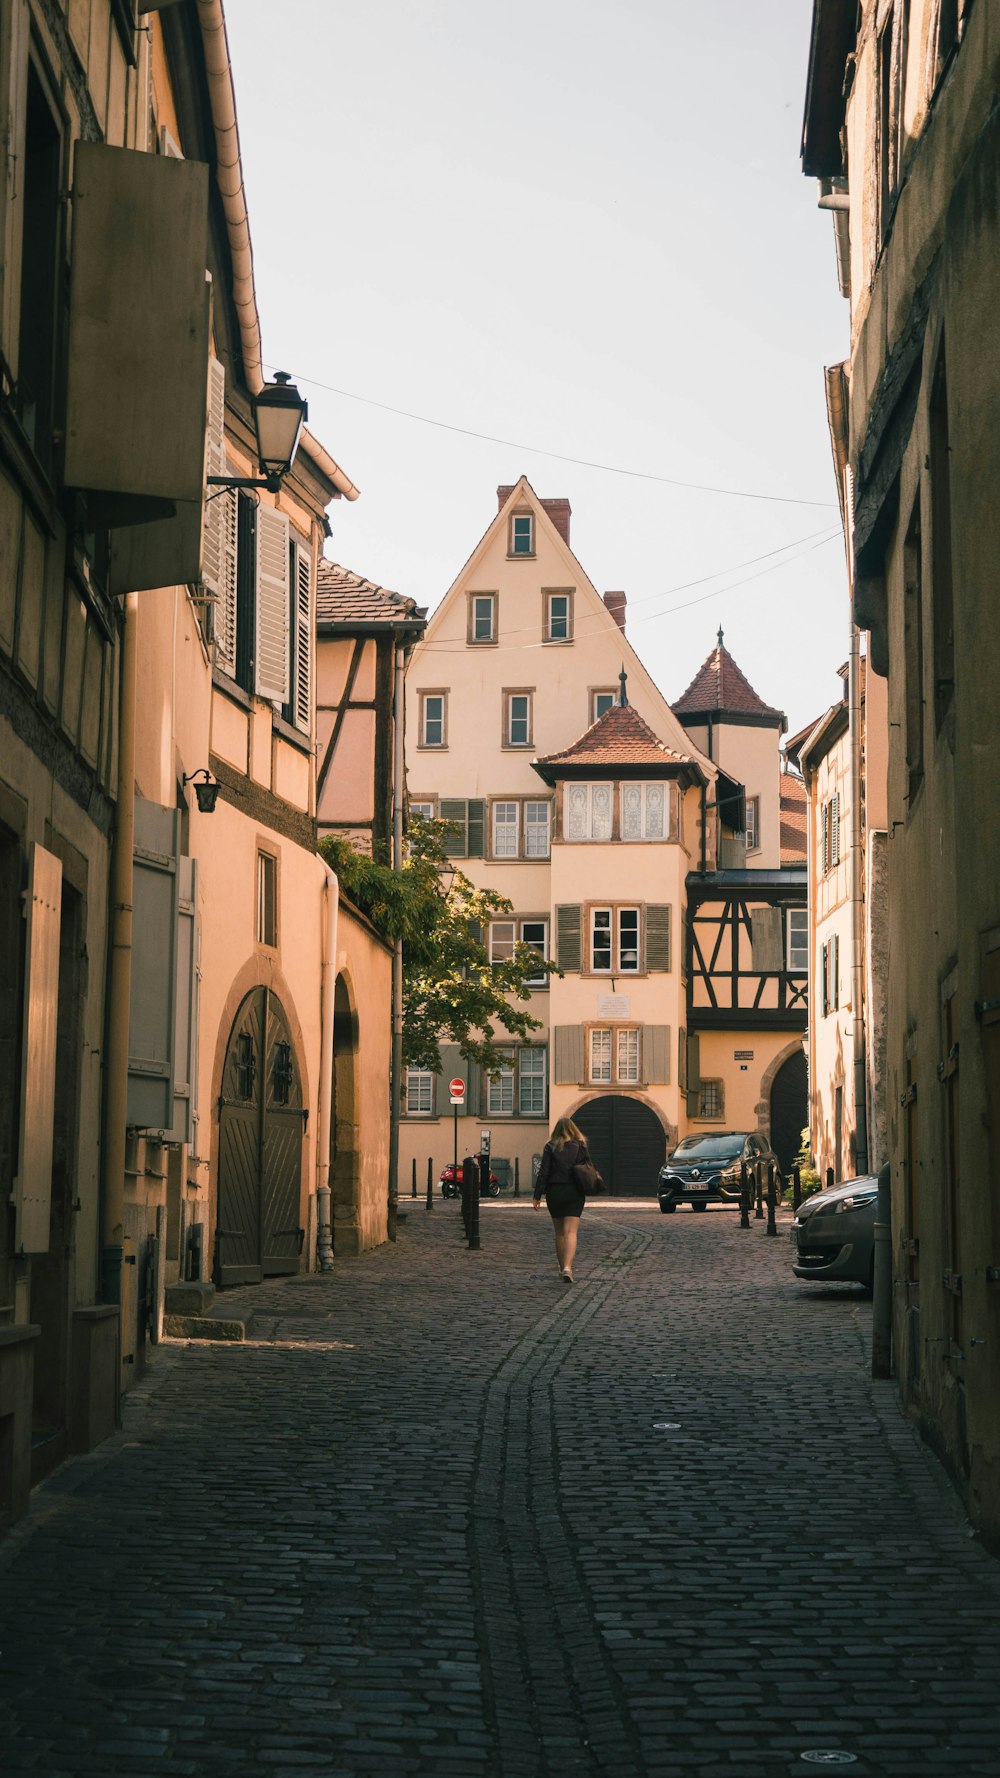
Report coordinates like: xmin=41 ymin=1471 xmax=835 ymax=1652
xmin=688 ymin=1183 xmax=709 ymax=1192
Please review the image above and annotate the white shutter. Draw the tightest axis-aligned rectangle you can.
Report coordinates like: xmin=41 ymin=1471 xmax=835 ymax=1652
xmin=127 ymin=799 xmax=181 ymax=1130
xmin=255 ymin=504 xmax=290 ymax=702
xmin=293 ymin=539 xmax=312 ymax=732
xmin=14 ymin=844 xmax=63 ymax=1253
xmin=202 ymin=357 xmax=238 ymax=667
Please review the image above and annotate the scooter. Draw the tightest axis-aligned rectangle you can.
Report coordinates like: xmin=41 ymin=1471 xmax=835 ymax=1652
xmin=439 ymin=1161 xmax=501 ymax=1198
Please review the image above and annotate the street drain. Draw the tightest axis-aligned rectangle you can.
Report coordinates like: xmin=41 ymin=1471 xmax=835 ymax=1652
xmin=800 ymin=1755 xmax=858 ymax=1766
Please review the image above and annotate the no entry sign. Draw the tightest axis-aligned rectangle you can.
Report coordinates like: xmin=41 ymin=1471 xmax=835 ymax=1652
xmin=449 ymin=1078 xmax=465 ymax=1102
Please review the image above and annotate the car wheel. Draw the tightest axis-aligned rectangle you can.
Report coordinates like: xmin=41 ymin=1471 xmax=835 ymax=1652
xmin=659 ymin=1201 xmax=676 ymax=1214
xmin=692 ymin=1200 xmax=708 ymax=1212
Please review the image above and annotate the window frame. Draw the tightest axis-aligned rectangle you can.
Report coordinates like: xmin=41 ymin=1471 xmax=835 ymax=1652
xmin=543 ymin=588 xmax=574 ymax=643
xmin=786 ymin=907 xmax=809 ymax=974
xmin=745 ymin=794 xmax=760 ymax=853
xmin=587 ymin=1024 xmax=642 ymax=1086
xmin=591 ymin=689 xmax=616 ymax=724
xmin=488 ymin=917 xmax=549 ymax=986
xmin=468 ymin=591 xmax=497 ymax=645
xmin=256 ymin=848 xmax=278 ymax=949
xmin=404 ymin=1067 xmax=434 ymax=1117
xmin=589 ymin=904 xmax=641 ymax=974
xmin=620 ymin=781 xmax=668 ymax=843
xmin=419 ymin=690 xmax=448 ymax=749
xmin=695 ymin=1078 xmax=725 ymax=1120
xmin=564 ymin=781 xmax=614 ymax=842
xmin=488 ymin=797 xmax=551 ymax=860
xmin=509 ymin=511 xmax=535 ymax=558
xmin=503 ymin=689 xmax=534 ymax=749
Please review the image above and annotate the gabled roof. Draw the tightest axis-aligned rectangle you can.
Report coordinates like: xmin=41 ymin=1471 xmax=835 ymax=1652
xmin=533 ymin=700 xmax=704 ymax=786
xmin=316 ymin=560 xmax=426 ymax=633
xmin=779 ymin=772 xmax=808 ymax=866
xmin=673 ymin=630 xmax=786 ymax=730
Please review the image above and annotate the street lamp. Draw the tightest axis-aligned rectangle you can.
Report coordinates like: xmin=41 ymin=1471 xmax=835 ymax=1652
xmin=183 ymin=768 xmax=220 ymax=813
xmin=206 ymin=371 xmax=308 ymax=495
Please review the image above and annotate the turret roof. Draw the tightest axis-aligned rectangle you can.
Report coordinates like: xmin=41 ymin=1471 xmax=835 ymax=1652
xmin=673 ymin=629 xmax=786 ymax=729
xmin=533 ymin=699 xmax=702 ymax=785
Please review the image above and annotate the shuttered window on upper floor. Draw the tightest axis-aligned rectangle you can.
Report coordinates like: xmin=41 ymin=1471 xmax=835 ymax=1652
xmin=440 ymin=799 xmax=486 ymax=858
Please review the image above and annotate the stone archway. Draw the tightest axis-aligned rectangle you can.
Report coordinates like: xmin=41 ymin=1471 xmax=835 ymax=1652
xmin=767 ymin=1048 xmax=809 ymax=1178
xmin=332 ymin=972 xmax=362 ymax=1256
xmin=570 ymin=1094 xmax=670 ymax=1196
xmin=756 ymin=1038 xmax=807 ymax=1151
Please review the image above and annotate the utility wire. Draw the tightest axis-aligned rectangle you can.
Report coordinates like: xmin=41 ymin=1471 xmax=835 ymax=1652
xmin=266 ymin=361 xmax=837 ymax=510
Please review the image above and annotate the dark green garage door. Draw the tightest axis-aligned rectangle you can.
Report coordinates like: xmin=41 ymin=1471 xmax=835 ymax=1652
xmin=573 ymin=1096 xmax=666 ymax=1197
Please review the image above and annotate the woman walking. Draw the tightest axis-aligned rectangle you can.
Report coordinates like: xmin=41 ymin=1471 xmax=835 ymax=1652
xmin=533 ymin=1116 xmax=597 ymax=1282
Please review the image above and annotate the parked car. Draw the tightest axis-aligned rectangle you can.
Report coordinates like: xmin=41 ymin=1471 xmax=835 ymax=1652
xmin=439 ymin=1162 xmax=501 ymax=1199
xmin=790 ymin=1175 xmax=878 ymax=1290
xmin=657 ymin=1131 xmax=777 ymax=1212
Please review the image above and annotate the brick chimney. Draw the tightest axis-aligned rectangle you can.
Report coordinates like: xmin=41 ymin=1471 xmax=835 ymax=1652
xmin=603 ymin=590 xmax=627 ymax=633
xmin=497 ymin=484 xmax=516 ymax=512
xmin=540 ymin=498 xmax=571 ymax=546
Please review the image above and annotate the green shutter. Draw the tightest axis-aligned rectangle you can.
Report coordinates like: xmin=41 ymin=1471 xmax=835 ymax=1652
xmin=685 ymin=1032 xmax=701 ymax=1118
xmin=554 ymin=1025 xmax=584 ymax=1084
xmin=645 ymin=904 xmax=671 ymax=972
xmin=678 ymin=1025 xmax=687 ymax=1091
xmin=440 ymin=798 xmax=467 ymax=858
xmin=437 ymin=1044 xmax=463 ymax=1117
xmin=556 ymin=904 xmax=582 ymax=972
xmin=643 ymin=1025 xmax=670 ymax=1085
xmin=467 ymin=799 xmax=486 ymax=858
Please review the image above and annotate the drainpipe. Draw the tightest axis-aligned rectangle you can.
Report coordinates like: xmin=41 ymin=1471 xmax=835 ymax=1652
xmin=316 ymin=862 xmax=339 ymax=1271
xmin=101 ymin=591 xmax=138 ymax=1311
xmin=845 ymin=457 xmax=869 ymax=1176
xmin=387 ymin=637 xmax=406 ymax=1243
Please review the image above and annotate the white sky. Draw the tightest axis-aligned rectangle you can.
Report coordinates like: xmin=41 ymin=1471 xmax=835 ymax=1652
xmin=225 ymin=0 xmax=850 ymax=739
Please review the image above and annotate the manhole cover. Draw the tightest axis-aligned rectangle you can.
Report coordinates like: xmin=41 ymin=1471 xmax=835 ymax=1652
xmin=800 ymin=1756 xmax=858 ymax=1767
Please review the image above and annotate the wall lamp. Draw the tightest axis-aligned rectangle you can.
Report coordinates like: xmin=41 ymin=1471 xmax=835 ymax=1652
xmin=206 ymin=371 xmax=308 ymax=495
xmin=183 ymin=768 xmax=220 ymax=814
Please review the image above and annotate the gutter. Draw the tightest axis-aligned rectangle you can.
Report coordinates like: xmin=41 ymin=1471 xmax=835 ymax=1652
xmin=194 ymin=1 xmax=360 ymax=504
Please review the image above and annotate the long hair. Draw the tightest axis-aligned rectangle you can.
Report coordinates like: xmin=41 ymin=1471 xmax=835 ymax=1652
xmin=551 ymin=1116 xmax=585 ymax=1149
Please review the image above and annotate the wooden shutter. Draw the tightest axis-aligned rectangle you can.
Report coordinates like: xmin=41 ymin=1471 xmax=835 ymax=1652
xmin=821 ymin=942 xmax=830 ymax=1016
xmin=643 ymin=1025 xmax=671 ymax=1085
xmin=751 ymin=906 xmax=783 ymax=972
xmin=556 ymin=904 xmax=582 ymax=972
xmin=292 ymin=539 xmax=312 ymax=733
xmin=644 ymin=904 xmax=671 ymax=972
xmin=554 ymin=1025 xmax=584 ymax=1084
xmin=159 ymin=856 xmax=199 ymax=1144
xmin=685 ymin=1032 xmax=701 ymax=1117
xmin=831 ymin=791 xmax=841 ymax=866
xmin=822 ymin=802 xmax=830 ymax=874
xmin=437 ymin=1044 xmax=463 ymax=1118
xmin=831 ymin=933 xmax=840 ymax=1008
xmin=467 ymin=799 xmax=486 ymax=858
xmin=127 ymin=798 xmax=181 ymax=1129
xmin=678 ymin=1025 xmax=687 ymax=1092
xmin=255 ymin=504 xmax=290 ymax=701
xmin=203 ymin=358 xmax=239 ymax=665
xmin=14 ymin=844 xmax=62 ymax=1253
xmin=441 ymin=798 xmax=468 ymax=857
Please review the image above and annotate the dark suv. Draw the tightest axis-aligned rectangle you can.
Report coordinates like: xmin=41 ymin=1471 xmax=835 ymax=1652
xmin=657 ymin=1131 xmax=776 ymax=1212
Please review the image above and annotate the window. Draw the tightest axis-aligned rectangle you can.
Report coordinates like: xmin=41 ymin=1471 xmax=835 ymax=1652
xmin=405 ymin=1068 xmax=433 ymax=1116
xmin=565 ymin=782 xmax=613 ymax=841
xmin=524 ymin=801 xmax=550 ymax=858
xmin=620 ymin=781 xmax=666 ymax=841
xmin=489 ymin=918 xmax=548 ymax=985
xmin=510 ymin=512 xmax=534 ymax=556
xmin=591 ymin=690 xmax=616 ymax=724
xmin=282 ymin=534 xmax=313 ymax=734
xmin=590 ymin=906 xmax=640 ymax=973
xmin=15 ymin=62 xmax=63 ymax=470
xmin=273 ymin=1042 xmax=293 ymax=1105
xmin=903 ymin=496 xmax=924 ymax=805
xmin=490 ymin=798 xmax=551 ymax=859
xmin=493 ymin=803 xmax=519 ymax=858
xmin=519 ymin=1048 xmax=547 ymax=1115
xmin=545 ymin=591 xmax=573 ymax=642
xmin=420 ymin=692 xmax=447 ymax=748
xmin=745 ymin=795 xmax=760 ymax=853
xmin=504 ymin=691 xmax=533 ymax=747
xmin=786 ymin=908 xmax=809 ymax=973
xmin=821 ymin=935 xmax=840 ymax=1016
xmin=409 ymin=800 xmax=435 ymax=822
xmin=257 ymin=851 xmax=277 ymax=947
xmin=589 ymin=1026 xmax=641 ymax=1085
xmin=487 ymin=1052 xmax=514 ymax=1115
xmin=696 ymin=1079 xmax=725 ymax=1119
xmin=469 ymin=593 xmax=496 ymax=644
xmin=440 ymin=798 xmax=485 ymax=858
xmin=821 ymin=792 xmax=841 ymax=873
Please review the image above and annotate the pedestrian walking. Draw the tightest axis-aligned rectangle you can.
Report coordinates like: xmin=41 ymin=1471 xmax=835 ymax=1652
xmin=532 ymin=1116 xmax=600 ymax=1282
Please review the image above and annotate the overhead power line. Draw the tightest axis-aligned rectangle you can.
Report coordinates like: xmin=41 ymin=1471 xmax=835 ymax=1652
xmin=265 ymin=361 xmax=837 ymax=510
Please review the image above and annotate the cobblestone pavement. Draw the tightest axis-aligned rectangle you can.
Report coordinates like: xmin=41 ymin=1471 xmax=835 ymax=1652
xmin=2 ymin=1202 xmax=1000 ymax=1778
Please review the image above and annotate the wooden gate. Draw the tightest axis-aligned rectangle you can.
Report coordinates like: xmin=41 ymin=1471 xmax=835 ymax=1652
xmin=217 ymin=987 xmax=305 ymax=1287
xmin=574 ymin=1095 xmax=666 ymax=1196
xmin=769 ymin=1048 xmax=807 ymax=1178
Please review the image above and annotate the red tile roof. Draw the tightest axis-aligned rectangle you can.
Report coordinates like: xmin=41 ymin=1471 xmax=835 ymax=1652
xmin=779 ymin=771 xmax=807 ymax=865
xmin=316 ymin=560 xmax=425 ymax=628
xmin=673 ymin=633 xmax=785 ymax=726
xmin=534 ymin=700 xmax=697 ymax=779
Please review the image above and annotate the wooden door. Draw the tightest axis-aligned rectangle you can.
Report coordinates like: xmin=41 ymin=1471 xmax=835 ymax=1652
xmin=217 ymin=988 xmax=304 ymax=1286
xmin=574 ymin=1096 xmax=665 ymax=1196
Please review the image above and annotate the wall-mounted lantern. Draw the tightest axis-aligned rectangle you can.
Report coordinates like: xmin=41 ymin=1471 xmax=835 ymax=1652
xmin=206 ymin=371 xmax=308 ymax=495
xmin=183 ymin=768 xmax=220 ymax=814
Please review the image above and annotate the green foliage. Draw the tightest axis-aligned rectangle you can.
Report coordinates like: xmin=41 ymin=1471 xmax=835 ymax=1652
xmin=320 ymin=817 xmax=557 ymax=1073
xmin=782 ymin=1126 xmax=823 ymax=1203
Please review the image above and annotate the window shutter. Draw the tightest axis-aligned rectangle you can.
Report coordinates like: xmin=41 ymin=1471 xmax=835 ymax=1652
xmin=437 ymin=1045 xmax=463 ymax=1118
xmin=556 ymin=904 xmax=582 ymax=972
xmin=821 ymin=942 xmax=829 ymax=1016
xmin=160 ymin=856 xmax=199 ymax=1143
xmin=293 ymin=539 xmax=313 ymax=732
xmin=255 ymin=504 xmax=290 ymax=702
xmin=644 ymin=904 xmax=671 ymax=972
xmin=127 ymin=798 xmax=181 ymax=1129
xmin=831 ymin=933 xmax=840 ymax=1008
xmin=14 ymin=844 xmax=63 ymax=1253
xmin=202 ymin=358 xmax=238 ymax=667
xmin=554 ymin=1025 xmax=584 ymax=1084
xmin=466 ymin=1057 xmax=482 ymax=1115
xmin=678 ymin=1025 xmax=687 ymax=1092
xmin=685 ymin=1032 xmax=701 ymax=1118
xmin=467 ymin=799 xmax=486 ymax=858
xmin=643 ymin=1025 xmax=671 ymax=1085
xmin=751 ymin=906 xmax=783 ymax=973
xmin=440 ymin=798 xmax=468 ymax=857
xmin=831 ymin=791 xmax=841 ymax=866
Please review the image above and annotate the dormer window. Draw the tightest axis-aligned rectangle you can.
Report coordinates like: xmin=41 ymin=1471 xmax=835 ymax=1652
xmin=510 ymin=512 xmax=534 ymax=557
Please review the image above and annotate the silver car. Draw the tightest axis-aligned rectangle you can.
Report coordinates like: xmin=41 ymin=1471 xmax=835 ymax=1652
xmin=790 ymin=1175 xmax=878 ymax=1290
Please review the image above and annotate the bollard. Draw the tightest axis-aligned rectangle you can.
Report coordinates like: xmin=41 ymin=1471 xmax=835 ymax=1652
xmin=766 ymin=1162 xmax=777 ymax=1236
xmin=462 ymin=1153 xmax=482 ymax=1251
xmin=460 ymin=1157 xmax=471 ymax=1239
xmin=514 ymin=1157 xmax=521 ymax=1198
xmin=755 ymin=1161 xmax=764 ymax=1219
xmin=426 ymin=1156 xmax=434 ymax=1212
xmin=739 ymin=1161 xmax=750 ymax=1229
xmin=826 ymin=1166 xmax=835 ymax=1190
xmin=792 ymin=1163 xmax=801 ymax=1212
xmin=411 ymin=1158 xmax=417 ymax=1199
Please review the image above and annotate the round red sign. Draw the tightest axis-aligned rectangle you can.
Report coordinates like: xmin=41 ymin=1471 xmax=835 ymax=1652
xmin=449 ymin=1078 xmax=465 ymax=1097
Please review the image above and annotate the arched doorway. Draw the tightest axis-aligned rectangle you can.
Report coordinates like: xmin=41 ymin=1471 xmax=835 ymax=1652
xmin=331 ymin=974 xmax=361 ymax=1255
xmin=217 ymin=987 xmax=306 ymax=1286
xmin=573 ymin=1096 xmax=667 ymax=1196
xmin=769 ymin=1048 xmax=808 ymax=1177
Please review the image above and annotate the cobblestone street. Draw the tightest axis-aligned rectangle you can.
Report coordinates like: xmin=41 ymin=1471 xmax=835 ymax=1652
xmin=2 ymin=1202 xmax=1000 ymax=1778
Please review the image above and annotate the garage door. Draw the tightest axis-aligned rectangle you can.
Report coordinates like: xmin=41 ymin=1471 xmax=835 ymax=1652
xmin=573 ymin=1096 xmax=666 ymax=1196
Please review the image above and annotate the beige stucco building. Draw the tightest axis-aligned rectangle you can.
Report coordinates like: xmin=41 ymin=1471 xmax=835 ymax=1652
xmin=804 ymin=0 xmax=1000 ymax=1540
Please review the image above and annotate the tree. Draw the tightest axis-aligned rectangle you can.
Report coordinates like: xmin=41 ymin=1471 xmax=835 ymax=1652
xmin=319 ymin=818 xmax=556 ymax=1073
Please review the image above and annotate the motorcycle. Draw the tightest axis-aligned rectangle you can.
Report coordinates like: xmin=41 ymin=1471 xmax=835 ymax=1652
xmin=439 ymin=1161 xmax=501 ymax=1199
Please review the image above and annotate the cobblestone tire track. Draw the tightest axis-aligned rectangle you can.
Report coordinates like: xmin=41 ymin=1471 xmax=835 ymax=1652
xmin=471 ymin=1224 xmax=651 ymax=1777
